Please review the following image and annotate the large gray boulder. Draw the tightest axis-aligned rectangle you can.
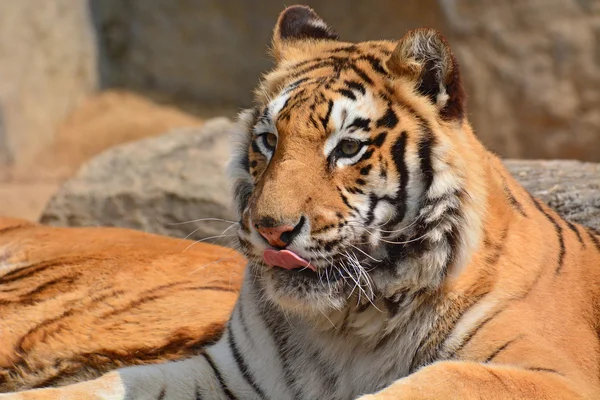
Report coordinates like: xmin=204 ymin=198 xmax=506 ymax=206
xmin=40 ymin=118 xmax=238 ymax=246
xmin=505 ymin=160 xmax=600 ymax=228
xmin=41 ymin=118 xmax=600 ymax=239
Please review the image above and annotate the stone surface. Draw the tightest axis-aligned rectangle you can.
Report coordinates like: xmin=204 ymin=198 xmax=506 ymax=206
xmin=40 ymin=118 xmax=238 ymax=246
xmin=446 ymin=0 xmax=600 ymax=161
xmin=36 ymin=90 xmax=203 ymax=181
xmin=0 ymin=90 xmax=203 ymax=222
xmin=90 ymin=0 xmax=600 ymax=161
xmin=41 ymin=118 xmax=600 ymax=242
xmin=0 ymin=0 xmax=98 ymax=172
xmin=505 ymin=159 xmax=600 ymax=229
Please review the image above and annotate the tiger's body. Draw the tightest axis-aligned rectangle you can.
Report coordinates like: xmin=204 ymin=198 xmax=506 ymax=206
xmin=4 ymin=5 xmax=600 ymax=400
xmin=0 ymin=217 xmax=244 ymax=392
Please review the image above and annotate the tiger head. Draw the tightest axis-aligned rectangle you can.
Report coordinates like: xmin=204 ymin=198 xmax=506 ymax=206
xmin=228 ymin=6 xmax=487 ymax=315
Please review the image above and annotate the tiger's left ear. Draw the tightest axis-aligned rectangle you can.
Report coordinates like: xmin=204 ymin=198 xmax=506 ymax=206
xmin=272 ymin=5 xmax=338 ymax=61
xmin=387 ymin=28 xmax=465 ymax=121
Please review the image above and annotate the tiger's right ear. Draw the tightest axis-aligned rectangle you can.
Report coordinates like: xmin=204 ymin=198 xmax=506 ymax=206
xmin=272 ymin=5 xmax=338 ymax=61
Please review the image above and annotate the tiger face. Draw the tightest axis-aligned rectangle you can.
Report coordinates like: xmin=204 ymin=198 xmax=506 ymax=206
xmin=228 ymin=6 xmax=485 ymax=314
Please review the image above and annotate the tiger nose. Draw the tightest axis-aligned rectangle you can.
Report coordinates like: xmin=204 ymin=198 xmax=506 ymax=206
xmin=255 ymin=217 xmax=304 ymax=248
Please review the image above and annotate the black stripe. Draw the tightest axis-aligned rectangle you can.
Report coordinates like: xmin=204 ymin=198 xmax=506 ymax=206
xmin=286 ymin=77 xmax=309 ymax=91
xmin=487 ymin=369 xmax=511 ymax=392
xmin=227 ymin=326 xmax=267 ymax=399
xmin=338 ymin=187 xmax=356 ymax=211
xmin=409 ymin=290 xmax=491 ymax=372
xmin=442 ymin=226 xmax=460 ymax=277
xmin=417 ymin=125 xmax=436 ymax=194
xmin=195 ymin=382 xmax=204 ymax=400
xmin=203 ymin=352 xmax=238 ymax=400
xmin=100 ymin=281 xmax=191 ymax=318
xmin=356 ymin=54 xmax=387 ymax=75
xmin=289 ymin=59 xmax=334 ymax=79
xmin=360 ymin=165 xmax=372 ymax=175
xmin=337 ymin=88 xmax=356 ymax=100
xmin=344 ymin=79 xmax=365 ymax=94
xmin=271 ymin=333 xmax=301 ymax=400
xmin=251 ymin=140 xmax=261 ymax=154
xmin=390 ymin=131 xmax=409 ymax=224
xmin=0 ymin=223 xmax=29 ymax=235
xmin=503 ymin=184 xmax=527 ymax=217
xmin=348 ymin=117 xmax=370 ymax=131
xmin=529 ymin=195 xmax=565 ymax=274
xmin=451 ymin=308 xmax=505 ymax=358
xmin=320 ymin=100 xmax=333 ymax=130
xmin=348 ymin=64 xmax=374 ymax=85
xmin=358 ymin=149 xmax=374 ymax=162
xmin=376 ymin=108 xmax=398 ymax=129
xmin=308 ymin=114 xmax=319 ymax=129
xmin=526 ymin=367 xmax=563 ymax=375
xmin=246 ymin=282 xmax=303 ymax=400
xmin=2 ymin=274 xmax=81 ymax=306
xmin=236 ymin=299 xmax=255 ymax=348
xmin=484 ymin=228 xmax=509 ymax=266
xmin=0 ymin=259 xmax=78 ymax=283
xmin=289 ymin=57 xmax=324 ymax=70
xmin=365 ymin=193 xmax=379 ymax=225
xmin=276 ymin=96 xmax=292 ymax=118
xmin=184 ymin=285 xmax=239 ymax=293
xmin=484 ymin=336 xmax=521 ymax=363
xmin=565 ymin=220 xmax=584 ymax=246
xmin=329 ymin=45 xmax=358 ymax=53
xmin=372 ymin=132 xmax=387 ymax=147
xmin=157 ymin=387 xmax=166 ymax=400
xmin=585 ymin=227 xmax=600 ymax=251
xmin=25 ymin=274 xmax=78 ymax=297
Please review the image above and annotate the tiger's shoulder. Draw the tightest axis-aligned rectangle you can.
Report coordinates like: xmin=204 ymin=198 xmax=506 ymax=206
xmin=0 ymin=217 xmax=245 ymax=391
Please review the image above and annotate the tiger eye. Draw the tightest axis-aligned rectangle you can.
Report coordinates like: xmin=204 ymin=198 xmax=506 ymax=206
xmin=263 ymin=133 xmax=278 ymax=150
xmin=339 ymin=140 xmax=361 ymax=157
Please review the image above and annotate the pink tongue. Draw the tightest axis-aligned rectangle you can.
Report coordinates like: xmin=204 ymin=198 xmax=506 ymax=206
xmin=263 ymin=249 xmax=316 ymax=271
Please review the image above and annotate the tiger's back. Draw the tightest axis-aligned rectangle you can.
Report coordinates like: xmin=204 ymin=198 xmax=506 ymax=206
xmin=0 ymin=217 xmax=244 ymax=392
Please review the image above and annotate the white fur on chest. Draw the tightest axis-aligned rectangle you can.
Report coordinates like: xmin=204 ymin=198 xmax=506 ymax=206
xmin=281 ymin=297 xmax=439 ymax=399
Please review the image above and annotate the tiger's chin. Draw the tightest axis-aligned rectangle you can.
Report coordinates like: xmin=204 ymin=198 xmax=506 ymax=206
xmin=255 ymin=263 xmax=351 ymax=316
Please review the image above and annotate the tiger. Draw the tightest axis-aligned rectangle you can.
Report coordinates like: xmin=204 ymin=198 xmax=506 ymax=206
xmin=4 ymin=4 xmax=600 ymax=399
xmin=0 ymin=216 xmax=244 ymax=392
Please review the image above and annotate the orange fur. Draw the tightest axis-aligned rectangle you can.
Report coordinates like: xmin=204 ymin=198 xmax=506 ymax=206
xmin=0 ymin=217 xmax=244 ymax=392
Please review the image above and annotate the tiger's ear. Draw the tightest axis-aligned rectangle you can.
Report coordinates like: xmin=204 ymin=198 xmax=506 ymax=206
xmin=272 ymin=5 xmax=338 ymax=61
xmin=387 ymin=28 xmax=465 ymax=121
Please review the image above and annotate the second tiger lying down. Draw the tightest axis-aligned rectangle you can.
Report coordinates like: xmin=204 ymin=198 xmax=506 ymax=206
xmin=5 ymin=5 xmax=600 ymax=400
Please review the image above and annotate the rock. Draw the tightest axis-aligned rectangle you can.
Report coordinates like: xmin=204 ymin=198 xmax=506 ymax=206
xmin=41 ymin=118 xmax=600 ymax=241
xmin=40 ymin=118 xmax=238 ymax=246
xmin=504 ymin=159 xmax=600 ymax=229
xmin=0 ymin=0 xmax=98 ymax=173
xmin=444 ymin=0 xmax=600 ymax=162
xmin=90 ymin=0 xmax=600 ymax=162
xmin=37 ymin=90 xmax=203 ymax=180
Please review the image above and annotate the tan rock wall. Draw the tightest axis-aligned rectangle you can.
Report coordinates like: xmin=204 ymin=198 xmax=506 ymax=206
xmin=0 ymin=0 xmax=99 ymax=173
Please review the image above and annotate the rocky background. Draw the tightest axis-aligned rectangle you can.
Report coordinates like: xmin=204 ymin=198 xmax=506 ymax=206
xmin=0 ymin=1 xmax=599 ymax=233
